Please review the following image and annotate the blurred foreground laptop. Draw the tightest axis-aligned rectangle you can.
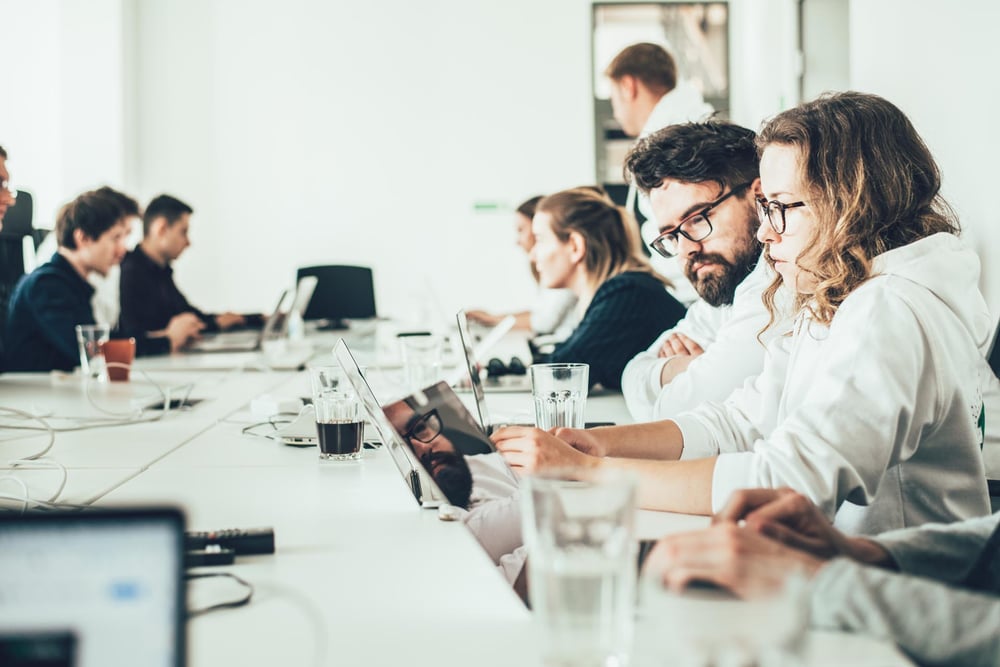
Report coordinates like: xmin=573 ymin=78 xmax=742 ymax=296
xmin=187 ymin=276 xmax=317 ymax=353
xmin=0 ymin=508 xmax=186 ymax=667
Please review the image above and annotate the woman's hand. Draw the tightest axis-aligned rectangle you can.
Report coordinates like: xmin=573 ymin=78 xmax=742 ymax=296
xmin=492 ymin=426 xmax=598 ymax=474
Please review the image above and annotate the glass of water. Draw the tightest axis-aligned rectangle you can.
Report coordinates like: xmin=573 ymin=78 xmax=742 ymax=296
xmin=521 ymin=468 xmax=638 ymax=667
xmin=400 ymin=333 xmax=443 ymax=391
xmin=529 ymin=363 xmax=589 ymax=430
xmin=75 ymin=323 xmax=111 ymax=380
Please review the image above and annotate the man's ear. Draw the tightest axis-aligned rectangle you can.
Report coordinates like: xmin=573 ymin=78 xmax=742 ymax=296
xmin=568 ymin=231 xmax=587 ymax=264
xmin=73 ymin=227 xmax=88 ymax=249
xmin=148 ymin=216 xmax=167 ymax=238
xmin=620 ymin=75 xmax=639 ymax=100
xmin=750 ymin=177 xmax=763 ymax=199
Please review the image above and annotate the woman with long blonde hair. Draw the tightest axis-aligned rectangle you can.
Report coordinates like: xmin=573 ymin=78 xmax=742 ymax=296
xmin=528 ymin=186 xmax=686 ymax=389
xmin=495 ymin=92 xmax=993 ymax=535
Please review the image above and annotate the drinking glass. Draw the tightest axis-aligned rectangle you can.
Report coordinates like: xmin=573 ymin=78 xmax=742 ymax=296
xmin=529 ymin=363 xmax=589 ymax=430
xmin=309 ymin=365 xmax=364 ymax=462
xmin=522 ymin=468 xmax=638 ymax=667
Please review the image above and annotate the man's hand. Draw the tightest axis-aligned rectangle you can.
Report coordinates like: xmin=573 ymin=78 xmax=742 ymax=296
xmin=643 ymin=523 xmax=825 ymax=599
xmin=657 ymin=333 xmax=704 ymax=358
xmin=164 ymin=312 xmax=205 ymax=352
xmin=215 ymin=312 xmax=246 ymax=330
xmin=714 ymin=488 xmax=894 ymax=567
xmin=491 ymin=426 xmax=597 ymax=474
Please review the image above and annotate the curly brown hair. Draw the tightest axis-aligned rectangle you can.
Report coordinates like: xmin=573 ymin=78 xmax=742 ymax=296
xmin=757 ymin=91 xmax=959 ymax=328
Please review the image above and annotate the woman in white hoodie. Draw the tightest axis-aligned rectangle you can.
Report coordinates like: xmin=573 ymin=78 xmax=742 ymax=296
xmin=494 ymin=92 xmax=993 ymax=535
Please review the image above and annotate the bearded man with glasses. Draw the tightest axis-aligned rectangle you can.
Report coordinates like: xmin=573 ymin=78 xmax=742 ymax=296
xmin=619 ymin=121 xmax=793 ymax=422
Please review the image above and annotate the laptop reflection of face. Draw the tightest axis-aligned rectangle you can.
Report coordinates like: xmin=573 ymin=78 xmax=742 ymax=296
xmin=333 ymin=338 xmax=447 ymax=508
xmin=0 ymin=508 xmax=186 ymax=667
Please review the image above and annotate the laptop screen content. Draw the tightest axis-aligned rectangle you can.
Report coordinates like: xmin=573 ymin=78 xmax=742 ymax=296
xmin=0 ymin=509 xmax=186 ymax=667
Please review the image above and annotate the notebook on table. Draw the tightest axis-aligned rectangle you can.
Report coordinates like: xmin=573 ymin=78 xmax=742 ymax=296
xmin=0 ymin=508 xmax=186 ymax=667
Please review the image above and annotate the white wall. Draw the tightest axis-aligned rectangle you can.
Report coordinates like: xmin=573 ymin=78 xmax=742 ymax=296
xmin=849 ymin=0 xmax=1000 ymax=318
xmin=0 ymin=0 xmax=127 ymax=229
xmin=130 ymin=0 xmax=796 ymax=323
xmin=131 ymin=0 xmax=597 ymax=323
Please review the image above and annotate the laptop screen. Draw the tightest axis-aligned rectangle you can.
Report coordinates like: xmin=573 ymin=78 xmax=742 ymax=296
xmin=381 ymin=380 xmax=517 ymax=510
xmin=0 ymin=509 xmax=186 ymax=667
xmin=333 ymin=338 xmax=446 ymax=508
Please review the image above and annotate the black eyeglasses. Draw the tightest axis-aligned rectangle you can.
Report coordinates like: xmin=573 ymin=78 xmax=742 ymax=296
xmin=649 ymin=182 xmax=753 ymax=258
xmin=403 ymin=409 xmax=442 ymax=444
xmin=755 ymin=196 xmax=808 ymax=235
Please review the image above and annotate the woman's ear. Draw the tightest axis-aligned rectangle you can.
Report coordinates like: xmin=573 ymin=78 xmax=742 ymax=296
xmin=567 ymin=231 xmax=587 ymax=264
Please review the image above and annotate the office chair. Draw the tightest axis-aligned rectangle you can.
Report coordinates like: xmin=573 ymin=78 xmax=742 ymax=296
xmin=296 ymin=265 xmax=376 ymax=329
xmin=0 ymin=233 xmax=29 ymax=350
xmin=2 ymin=190 xmax=45 ymax=250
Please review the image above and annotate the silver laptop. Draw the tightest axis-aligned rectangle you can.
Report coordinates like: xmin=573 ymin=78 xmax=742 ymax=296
xmin=452 ymin=311 xmax=530 ymax=393
xmin=333 ymin=339 xmax=447 ymax=508
xmin=187 ymin=276 xmax=318 ymax=353
xmin=0 ymin=508 xmax=186 ymax=667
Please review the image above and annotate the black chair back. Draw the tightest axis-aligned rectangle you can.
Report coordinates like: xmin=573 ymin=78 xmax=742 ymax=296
xmin=0 ymin=233 xmax=28 ymax=350
xmin=2 ymin=190 xmax=44 ymax=249
xmin=296 ymin=265 xmax=376 ymax=325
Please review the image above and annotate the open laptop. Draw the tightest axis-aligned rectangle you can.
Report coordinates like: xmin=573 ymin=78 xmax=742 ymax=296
xmin=333 ymin=338 xmax=447 ymax=508
xmin=0 ymin=508 xmax=186 ymax=667
xmin=453 ymin=310 xmax=529 ymax=394
xmin=187 ymin=276 xmax=318 ymax=353
xmin=454 ymin=311 xmax=615 ymax=433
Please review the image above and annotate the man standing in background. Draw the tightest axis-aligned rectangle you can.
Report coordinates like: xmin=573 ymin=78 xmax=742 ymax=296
xmin=605 ymin=42 xmax=714 ymax=303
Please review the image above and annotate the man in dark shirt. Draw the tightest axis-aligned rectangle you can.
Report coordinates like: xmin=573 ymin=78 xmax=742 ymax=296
xmin=5 ymin=189 xmax=202 ymax=372
xmin=119 ymin=194 xmax=251 ymax=335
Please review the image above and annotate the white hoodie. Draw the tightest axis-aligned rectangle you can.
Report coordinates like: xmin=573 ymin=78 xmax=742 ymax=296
xmin=621 ymin=258 xmax=790 ymax=422
xmin=673 ymin=233 xmax=992 ymax=535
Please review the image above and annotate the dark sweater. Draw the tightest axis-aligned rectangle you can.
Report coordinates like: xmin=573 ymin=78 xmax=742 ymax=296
xmin=5 ymin=253 xmax=169 ymax=372
xmin=119 ymin=246 xmax=218 ymax=334
xmin=544 ymin=271 xmax=686 ymax=390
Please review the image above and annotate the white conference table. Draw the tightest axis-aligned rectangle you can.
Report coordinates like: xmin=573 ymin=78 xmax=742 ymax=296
xmin=0 ymin=340 xmax=913 ymax=666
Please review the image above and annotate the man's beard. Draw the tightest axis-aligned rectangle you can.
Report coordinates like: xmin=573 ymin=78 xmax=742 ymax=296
xmin=683 ymin=223 xmax=760 ymax=307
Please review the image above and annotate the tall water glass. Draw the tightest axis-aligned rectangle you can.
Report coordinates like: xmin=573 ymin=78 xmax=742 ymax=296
xmin=75 ymin=324 xmax=111 ymax=380
xmin=400 ymin=334 xmax=443 ymax=391
xmin=530 ymin=363 xmax=588 ymax=430
xmin=522 ymin=468 xmax=638 ymax=667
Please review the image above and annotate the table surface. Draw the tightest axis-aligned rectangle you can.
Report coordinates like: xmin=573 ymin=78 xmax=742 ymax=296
xmin=0 ymin=330 xmax=913 ymax=667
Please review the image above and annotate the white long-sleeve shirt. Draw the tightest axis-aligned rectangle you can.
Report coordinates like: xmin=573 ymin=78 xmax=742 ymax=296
xmin=621 ymin=259 xmax=787 ymax=422
xmin=673 ymin=233 xmax=993 ymax=535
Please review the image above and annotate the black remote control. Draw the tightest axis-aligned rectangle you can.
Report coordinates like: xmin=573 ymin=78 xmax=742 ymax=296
xmin=185 ymin=527 xmax=275 ymax=555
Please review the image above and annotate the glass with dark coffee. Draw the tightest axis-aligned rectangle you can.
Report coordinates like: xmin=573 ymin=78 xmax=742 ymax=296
xmin=310 ymin=365 xmax=364 ymax=461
